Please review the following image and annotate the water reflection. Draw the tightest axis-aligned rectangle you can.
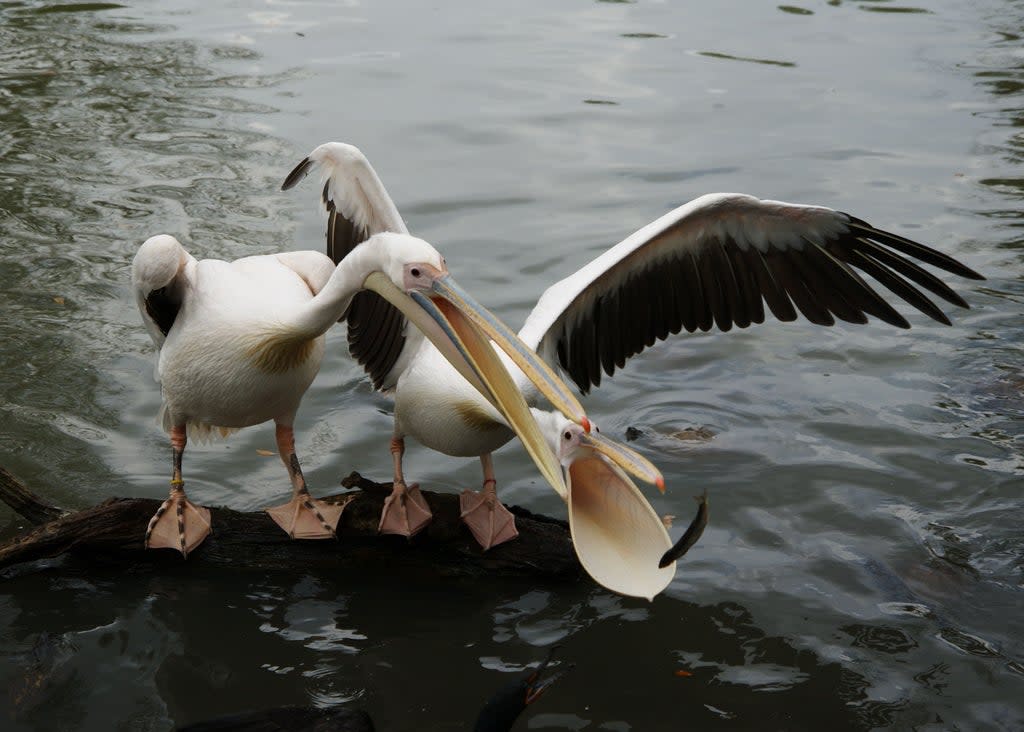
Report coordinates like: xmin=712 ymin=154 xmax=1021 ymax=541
xmin=2 ymin=566 xmax=902 ymax=730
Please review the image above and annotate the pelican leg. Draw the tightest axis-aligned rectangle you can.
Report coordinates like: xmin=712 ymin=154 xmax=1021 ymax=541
xmin=378 ymin=436 xmax=433 ymax=538
xmin=145 ymin=425 xmax=212 ymax=557
xmin=265 ymin=424 xmax=345 ymax=539
xmin=459 ymin=453 xmax=518 ymax=550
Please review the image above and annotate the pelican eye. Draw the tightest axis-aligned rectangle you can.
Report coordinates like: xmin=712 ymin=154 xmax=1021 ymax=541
xmin=410 ymin=267 xmax=421 ymax=278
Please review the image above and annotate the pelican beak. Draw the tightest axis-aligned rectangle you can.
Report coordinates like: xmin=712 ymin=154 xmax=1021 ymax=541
xmin=429 ymin=275 xmax=590 ymax=432
xmin=363 ymin=271 xmax=570 ymax=497
xmin=565 ymin=443 xmax=675 ymax=600
xmin=575 ymin=430 xmax=665 ymax=492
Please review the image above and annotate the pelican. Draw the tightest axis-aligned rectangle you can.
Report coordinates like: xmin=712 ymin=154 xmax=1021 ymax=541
xmin=282 ymin=142 xmax=982 ymax=599
xmin=131 ymin=231 xmax=583 ymax=557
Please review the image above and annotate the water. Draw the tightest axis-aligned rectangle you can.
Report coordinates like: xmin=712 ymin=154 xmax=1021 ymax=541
xmin=0 ymin=0 xmax=1021 ymax=729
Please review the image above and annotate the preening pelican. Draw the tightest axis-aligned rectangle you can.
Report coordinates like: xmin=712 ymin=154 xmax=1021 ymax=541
xmin=283 ymin=142 xmax=982 ymax=599
xmin=132 ymin=231 xmax=582 ymax=557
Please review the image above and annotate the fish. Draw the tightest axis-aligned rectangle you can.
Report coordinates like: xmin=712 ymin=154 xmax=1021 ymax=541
xmin=659 ymin=489 xmax=708 ymax=568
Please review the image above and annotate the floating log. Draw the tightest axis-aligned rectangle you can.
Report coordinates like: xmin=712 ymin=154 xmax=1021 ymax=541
xmin=0 ymin=468 xmax=583 ymax=581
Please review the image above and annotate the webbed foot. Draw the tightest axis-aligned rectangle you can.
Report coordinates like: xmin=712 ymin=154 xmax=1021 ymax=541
xmin=145 ymin=484 xmax=212 ymax=557
xmin=266 ymin=491 xmax=345 ymax=539
xmin=459 ymin=485 xmax=518 ymax=550
xmin=378 ymin=482 xmax=432 ymax=538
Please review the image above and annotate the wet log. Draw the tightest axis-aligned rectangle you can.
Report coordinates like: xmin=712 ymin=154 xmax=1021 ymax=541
xmin=0 ymin=468 xmax=583 ymax=581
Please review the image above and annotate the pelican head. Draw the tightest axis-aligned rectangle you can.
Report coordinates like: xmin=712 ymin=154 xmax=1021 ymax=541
xmin=361 ymin=231 xmax=448 ymax=290
xmin=556 ymin=422 xmax=664 ymax=492
xmin=132 ymin=235 xmax=189 ymax=292
xmin=551 ymin=418 xmax=676 ymax=600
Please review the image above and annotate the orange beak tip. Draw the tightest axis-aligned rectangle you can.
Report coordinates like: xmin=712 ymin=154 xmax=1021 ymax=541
xmin=656 ymin=476 xmax=666 ymax=493
xmin=581 ymin=416 xmax=592 ymax=434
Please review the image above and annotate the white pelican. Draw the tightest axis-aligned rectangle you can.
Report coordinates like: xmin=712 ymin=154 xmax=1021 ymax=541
xmin=131 ymin=231 xmax=584 ymax=557
xmin=282 ymin=142 xmax=982 ymax=599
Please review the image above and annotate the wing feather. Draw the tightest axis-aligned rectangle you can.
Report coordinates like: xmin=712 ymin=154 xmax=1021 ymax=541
xmin=677 ymin=251 xmax=705 ymax=333
xmin=852 ymin=236 xmax=969 ymax=308
xmin=746 ymin=246 xmax=796 ymax=323
xmin=722 ymin=241 xmax=755 ymax=329
xmin=843 ymin=248 xmax=951 ymax=325
xmin=600 ymin=293 xmax=620 ymax=376
xmin=763 ymin=247 xmax=835 ymax=326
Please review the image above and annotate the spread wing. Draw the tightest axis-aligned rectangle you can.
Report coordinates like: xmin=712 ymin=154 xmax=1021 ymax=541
xmin=283 ymin=142 xmax=411 ymax=390
xmin=519 ymin=193 xmax=983 ymax=394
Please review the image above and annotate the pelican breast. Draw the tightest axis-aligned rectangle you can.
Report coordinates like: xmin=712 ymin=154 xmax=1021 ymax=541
xmin=390 ymin=342 xmax=514 ymax=455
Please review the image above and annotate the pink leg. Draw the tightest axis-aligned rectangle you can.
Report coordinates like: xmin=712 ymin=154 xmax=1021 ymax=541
xmin=265 ymin=423 xmax=346 ymax=539
xmin=378 ymin=435 xmax=432 ymax=537
xmin=145 ymin=424 xmax=212 ymax=557
xmin=459 ymin=453 xmax=518 ymax=550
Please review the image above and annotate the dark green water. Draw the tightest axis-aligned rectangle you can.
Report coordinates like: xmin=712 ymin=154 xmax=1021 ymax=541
xmin=0 ymin=0 xmax=1021 ymax=729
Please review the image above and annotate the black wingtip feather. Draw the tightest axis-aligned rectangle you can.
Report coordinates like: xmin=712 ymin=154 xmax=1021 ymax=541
xmin=802 ymin=237 xmax=909 ymax=328
xmin=854 ymin=236 xmax=971 ymax=309
xmin=844 ymin=249 xmax=952 ymax=325
xmin=847 ymin=220 xmax=985 ymax=281
xmin=281 ymin=157 xmax=312 ymax=191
